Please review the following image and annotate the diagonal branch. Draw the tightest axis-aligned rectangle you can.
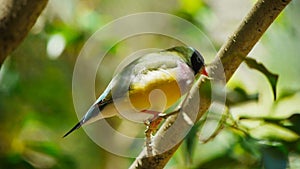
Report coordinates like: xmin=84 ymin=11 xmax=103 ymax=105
xmin=0 ymin=0 xmax=48 ymax=68
xmin=129 ymin=0 xmax=292 ymax=168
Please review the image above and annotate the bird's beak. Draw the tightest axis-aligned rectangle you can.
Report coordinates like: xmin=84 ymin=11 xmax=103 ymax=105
xmin=200 ymin=66 xmax=208 ymax=76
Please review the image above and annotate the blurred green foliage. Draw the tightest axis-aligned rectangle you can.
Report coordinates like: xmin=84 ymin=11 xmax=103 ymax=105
xmin=1 ymin=0 xmax=300 ymax=169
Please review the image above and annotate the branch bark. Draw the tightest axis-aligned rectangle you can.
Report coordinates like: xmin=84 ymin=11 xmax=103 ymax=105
xmin=0 ymin=0 xmax=48 ymax=68
xmin=129 ymin=0 xmax=292 ymax=168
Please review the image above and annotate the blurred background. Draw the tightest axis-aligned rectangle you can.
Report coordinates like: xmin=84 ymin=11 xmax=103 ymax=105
xmin=0 ymin=0 xmax=300 ymax=168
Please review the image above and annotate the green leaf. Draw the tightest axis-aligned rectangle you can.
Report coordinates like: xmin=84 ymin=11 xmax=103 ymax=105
xmin=226 ymin=86 xmax=259 ymax=106
xmin=245 ymin=57 xmax=279 ymax=100
xmin=277 ymin=88 xmax=300 ymax=101
xmin=241 ymin=113 xmax=300 ymax=136
xmin=183 ymin=122 xmax=202 ymax=165
xmin=281 ymin=113 xmax=300 ymax=135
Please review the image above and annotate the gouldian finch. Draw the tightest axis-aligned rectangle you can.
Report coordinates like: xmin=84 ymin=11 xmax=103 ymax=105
xmin=64 ymin=46 xmax=207 ymax=137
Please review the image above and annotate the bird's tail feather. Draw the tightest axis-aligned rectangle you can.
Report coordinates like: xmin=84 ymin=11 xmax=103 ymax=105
xmin=63 ymin=96 xmax=112 ymax=138
xmin=63 ymin=119 xmax=83 ymax=138
xmin=62 ymin=102 xmax=107 ymax=138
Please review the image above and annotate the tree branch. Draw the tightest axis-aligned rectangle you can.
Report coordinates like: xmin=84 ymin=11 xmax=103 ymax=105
xmin=129 ymin=0 xmax=292 ymax=168
xmin=0 ymin=0 xmax=48 ymax=68
xmin=217 ymin=0 xmax=291 ymax=81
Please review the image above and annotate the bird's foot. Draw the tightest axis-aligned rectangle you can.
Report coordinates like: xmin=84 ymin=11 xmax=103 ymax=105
xmin=142 ymin=110 xmax=164 ymax=156
xmin=142 ymin=109 xmax=180 ymax=156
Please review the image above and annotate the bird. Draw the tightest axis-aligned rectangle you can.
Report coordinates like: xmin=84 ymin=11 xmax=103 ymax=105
xmin=63 ymin=46 xmax=208 ymax=137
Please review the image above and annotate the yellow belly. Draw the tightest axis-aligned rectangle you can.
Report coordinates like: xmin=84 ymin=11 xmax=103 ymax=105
xmin=129 ymin=78 xmax=181 ymax=111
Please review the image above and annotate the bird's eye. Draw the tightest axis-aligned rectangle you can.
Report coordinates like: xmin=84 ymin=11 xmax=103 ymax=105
xmin=196 ymin=55 xmax=202 ymax=63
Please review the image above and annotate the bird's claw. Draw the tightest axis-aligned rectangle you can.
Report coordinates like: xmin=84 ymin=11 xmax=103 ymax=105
xmin=142 ymin=109 xmax=180 ymax=156
xmin=142 ymin=110 xmax=165 ymax=156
